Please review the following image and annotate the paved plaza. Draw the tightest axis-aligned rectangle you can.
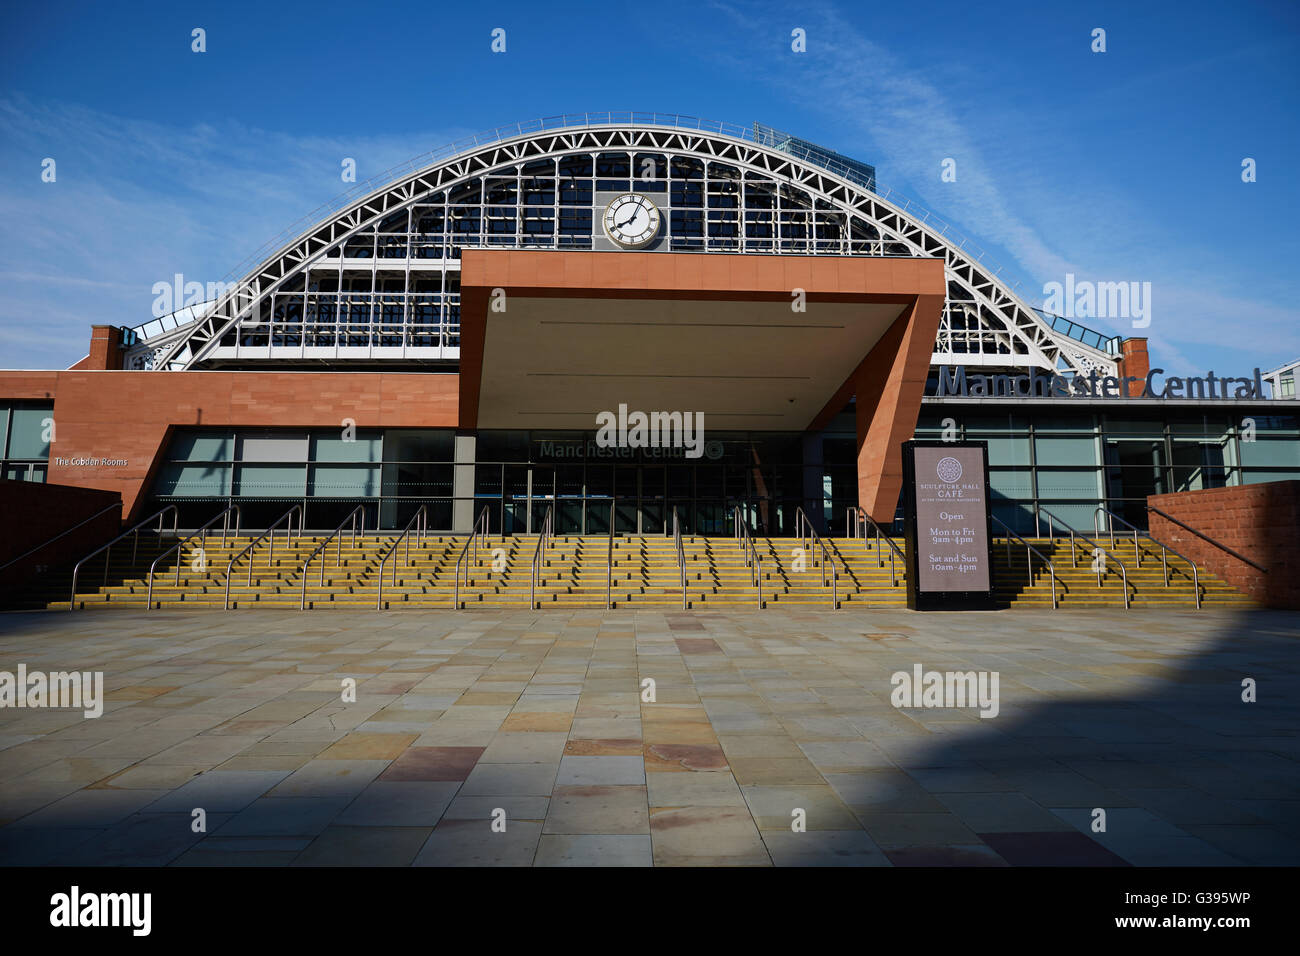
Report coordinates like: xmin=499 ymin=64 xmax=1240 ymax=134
xmin=0 ymin=607 xmax=1297 ymax=867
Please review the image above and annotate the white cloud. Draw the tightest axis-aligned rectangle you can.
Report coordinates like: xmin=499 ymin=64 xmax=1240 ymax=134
xmin=0 ymin=94 xmax=462 ymax=369
xmin=707 ymin=0 xmax=1299 ymax=376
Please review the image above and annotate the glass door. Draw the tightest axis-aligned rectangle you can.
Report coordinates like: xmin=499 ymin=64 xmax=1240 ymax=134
xmin=529 ymin=465 xmax=555 ymax=533
xmin=1105 ymin=440 xmax=1165 ymax=528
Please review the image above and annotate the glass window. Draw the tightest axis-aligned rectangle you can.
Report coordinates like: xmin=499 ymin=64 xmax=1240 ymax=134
xmin=989 ymin=468 xmax=1033 ymax=499
xmin=1174 ymin=443 xmax=1228 ymax=491
xmin=169 ymin=431 xmax=233 ymax=462
xmin=964 ymin=413 xmax=1029 ymax=432
xmin=156 ymin=463 xmax=231 ymax=496
xmin=309 ymin=464 xmax=380 ymax=497
xmin=1168 ymin=418 xmax=1230 ymax=439
xmin=313 ymin=433 xmax=382 ymax=462
xmin=1239 ymin=439 xmax=1300 ymax=469
xmin=978 ymin=434 xmax=1031 ymax=466
xmin=7 ymin=407 xmax=52 ymax=459
xmin=1036 ymin=470 xmax=1101 ymax=500
xmin=385 ymin=430 xmax=454 ymax=462
xmin=1034 ymin=435 xmax=1098 ymax=468
xmin=239 ymin=433 xmax=308 ymax=462
xmin=1036 ymin=501 xmax=1100 ymax=532
xmin=381 ymin=462 xmax=452 ymax=497
xmin=1102 ymin=419 xmax=1164 ymax=436
xmin=1032 ymin=414 xmax=1095 ymax=432
xmin=991 ymin=500 xmax=1036 ymax=536
xmin=234 ymin=464 xmax=305 ymax=496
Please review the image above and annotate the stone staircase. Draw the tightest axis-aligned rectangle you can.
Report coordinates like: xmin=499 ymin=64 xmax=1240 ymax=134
xmin=9 ymin=527 xmax=1253 ymax=612
xmin=992 ymin=535 xmax=1253 ymax=609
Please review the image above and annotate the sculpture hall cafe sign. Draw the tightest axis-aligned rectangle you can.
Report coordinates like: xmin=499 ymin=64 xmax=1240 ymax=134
xmin=932 ymin=365 xmax=1268 ymax=401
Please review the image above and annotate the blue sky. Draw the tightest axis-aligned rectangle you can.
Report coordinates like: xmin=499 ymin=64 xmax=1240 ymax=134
xmin=1 ymin=0 xmax=1296 ymax=375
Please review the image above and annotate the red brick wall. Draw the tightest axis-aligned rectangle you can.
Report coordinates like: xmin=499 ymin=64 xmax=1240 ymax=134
xmin=460 ymin=249 xmax=946 ymax=522
xmin=1116 ymin=338 xmax=1150 ymax=397
xmin=0 ymin=479 xmax=122 ymax=594
xmin=1148 ymin=481 xmax=1300 ymax=608
xmin=85 ymin=325 xmax=124 ymax=370
xmin=0 ymin=370 xmax=459 ymax=521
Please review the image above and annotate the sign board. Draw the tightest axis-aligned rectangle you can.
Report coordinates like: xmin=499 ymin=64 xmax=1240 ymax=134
xmin=902 ymin=440 xmax=995 ymax=610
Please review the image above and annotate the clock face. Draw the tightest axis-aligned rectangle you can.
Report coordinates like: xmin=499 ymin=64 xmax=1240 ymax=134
xmin=603 ymin=194 xmax=661 ymax=248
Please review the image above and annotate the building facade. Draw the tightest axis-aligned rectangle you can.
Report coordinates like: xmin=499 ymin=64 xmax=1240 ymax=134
xmin=2 ymin=113 xmax=1297 ymax=537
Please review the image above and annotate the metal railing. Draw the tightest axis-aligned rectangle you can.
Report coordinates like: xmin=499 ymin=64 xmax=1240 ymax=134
xmin=794 ymin=507 xmax=838 ymax=608
xmin=529 ymin=506 xmax=553 ymax=610
xmin=1036 ymin=506 xmax=1130 ymax=609
xmin=733 ymin=505 xmax=764 ymax=608
xmin=1092 ymin=506 xmax=1147 ymax=566
xmin=300 ymin=505 xmax=367 ymax=610
xmin=147 ymin=505 xmax=241 ymax=609
xmin=1095 ymin=507 xmax=1201 ymax=609
xmin=1147 ymin=504 xmax=1268 ymax=574
xmin=606 ymin=499 xmax=615 ymax=610
xmin=223 ymin=505 xmax=302 ymax=610
xmin=453 ymin=506 xmax=491 ymax=609
xmin=0 ymin=502 xmax=122 ymax=575
xmin=992 ymin=515 xmax=1058 ymax=610
xmin=1039 ymin=310 xmax=1124 ymax=355
xmin=847 ymin=507 xmax=904 ymax=586
xmin=672 ymin=507 xmax=688 ymax=610
xmin=69 ymin=505 xmax=178 ymax=610
xmin=376 ymin=505 xmax=428 ymax=609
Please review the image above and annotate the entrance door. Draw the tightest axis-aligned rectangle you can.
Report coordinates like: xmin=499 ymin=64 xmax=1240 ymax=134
xmin=1105 ymin=440 xmax=1165 ymax=528
xmin=555 ymin=464 xmax=585 ymax=534
xmin=528 ymin=465 xmax=556 ymax=532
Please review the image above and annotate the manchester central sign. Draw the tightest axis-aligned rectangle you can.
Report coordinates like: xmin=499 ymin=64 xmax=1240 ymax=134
xmin=933 ymin=365 xmax=1267 ymax=400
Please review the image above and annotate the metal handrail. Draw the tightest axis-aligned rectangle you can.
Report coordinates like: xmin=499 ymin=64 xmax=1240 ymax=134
xmin=376 ymin=505 xmax=428 ymax=609
xmin=1146 ymin=504 xmax=1268 ymax=574
xmin=1092 ymin=506 xmax=1146 ymax=565
xmin=794 ymin=507 xmax=838 ymax=608
xmin=733 ymin=505 xmax=764 ymax=608
xmin=222 ymin=505 xmax=302 ymax=610
xmin=301 ymin=505 xmax=367 ymax=610
xmin=1036 ymin=506 xmax=1130 ymax=609
xmin=0 ymin=502 xmax=121 ymax=574
xmin=1094 ymin=507 xmax=1201 ymax=609
xmin=992 ymin=516 xmax=1058 ymax=610
xmin=529 ymin=505 xmax=553 ymax=609
xmin=453 ymin=506 xmax=491 ymax=609
xmin=69 ymin=505 xmax=178 ymax=611
xmin=606 ymin=499 xmax=615 ymax=610
xmin=147 ymin=504 xmax=241 ymax=610
xmin=848 ymin=507 xmax=904 ymax=586
xmin=672 ymin=506 xmax=687 ymax=610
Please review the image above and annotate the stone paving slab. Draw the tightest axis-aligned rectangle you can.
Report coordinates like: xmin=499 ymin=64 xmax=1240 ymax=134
xmin=0 ymin=607 xmax=1297 ymax=866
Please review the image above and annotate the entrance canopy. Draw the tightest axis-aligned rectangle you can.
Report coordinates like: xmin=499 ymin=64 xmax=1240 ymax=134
xmin=460 ymin=250 xmax=945 ymax=519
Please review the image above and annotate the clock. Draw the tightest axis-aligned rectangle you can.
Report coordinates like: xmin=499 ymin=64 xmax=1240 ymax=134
xmin=602 ymin=193 xmax=661 ymax=248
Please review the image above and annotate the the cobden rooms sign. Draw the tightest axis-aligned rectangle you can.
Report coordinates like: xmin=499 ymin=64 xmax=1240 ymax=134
xmin=54 ymin=456 xmax=130 ymax=467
